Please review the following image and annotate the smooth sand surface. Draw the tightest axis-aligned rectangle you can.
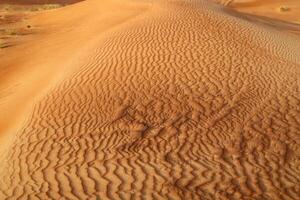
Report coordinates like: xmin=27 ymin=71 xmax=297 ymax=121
xmin=0 ymin=0 xmax=81 ymax=4
xmin=0 ymin=0 xmax=300 ymax=199
xmin=217 ymin=0 xmax=300 ymax=25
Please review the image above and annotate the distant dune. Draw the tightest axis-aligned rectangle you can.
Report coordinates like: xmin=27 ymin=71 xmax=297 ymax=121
xmin=0 ymin=0 xmax=81 ymax=4
xmin=216 ymin=0 xmax=300 ymax=25
xmin=0 ymin=0 xmax=299 ymax=199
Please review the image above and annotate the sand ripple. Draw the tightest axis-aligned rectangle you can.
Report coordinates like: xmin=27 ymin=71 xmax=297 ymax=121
xmin=0 ymin=0 xmax=300 ymax=199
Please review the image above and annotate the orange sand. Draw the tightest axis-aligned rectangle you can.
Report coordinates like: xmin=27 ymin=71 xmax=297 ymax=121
xmin=0 ymin=0 xmax=299 ymax=199
xmin=217 ymin=0 xmax=300 ymax=25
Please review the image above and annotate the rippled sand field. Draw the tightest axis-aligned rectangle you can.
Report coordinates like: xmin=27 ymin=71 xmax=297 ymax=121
xmin=0 ymin=0 xmax=299 ymax=199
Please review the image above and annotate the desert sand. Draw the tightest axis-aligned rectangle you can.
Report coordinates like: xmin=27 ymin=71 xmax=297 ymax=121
xmin=0 ymin=0 xmax=300 ymax=199
xmin=217 ymin=0 xmax=300 ymax=25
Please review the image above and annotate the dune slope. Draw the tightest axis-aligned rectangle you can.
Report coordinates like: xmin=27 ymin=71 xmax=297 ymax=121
xmin=216 ymin=0 xmax=300 ymax=25
xmin=0 ymin=0 xmax=300 ymax=199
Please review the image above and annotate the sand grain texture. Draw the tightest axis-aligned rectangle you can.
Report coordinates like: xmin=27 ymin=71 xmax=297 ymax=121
xmin=0 ymin=0 xmax=300 ymax=199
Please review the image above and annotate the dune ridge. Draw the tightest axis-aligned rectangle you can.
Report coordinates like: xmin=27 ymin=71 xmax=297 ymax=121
xmin=0 ymin=0 xmax=300 ymax=199
xmin=215 ymin=0 xmax=300 ymax=26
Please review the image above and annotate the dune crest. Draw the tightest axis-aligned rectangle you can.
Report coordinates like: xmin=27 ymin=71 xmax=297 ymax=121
xmin=0 ymin=0 xmax=300 ymax=199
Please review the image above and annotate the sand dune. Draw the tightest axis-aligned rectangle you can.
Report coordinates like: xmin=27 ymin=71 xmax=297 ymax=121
xmin=217 ymin=0 xmax=300 ymax=25
xmin=0 ymin=0 xmax=81 ymax=4
xmin=0 ymin=0 xmax=300 ymax=199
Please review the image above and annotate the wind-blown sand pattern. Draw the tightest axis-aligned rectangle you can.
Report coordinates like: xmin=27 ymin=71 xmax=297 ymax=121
xmin=0 ymin=0 xmax=300 ymax=199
